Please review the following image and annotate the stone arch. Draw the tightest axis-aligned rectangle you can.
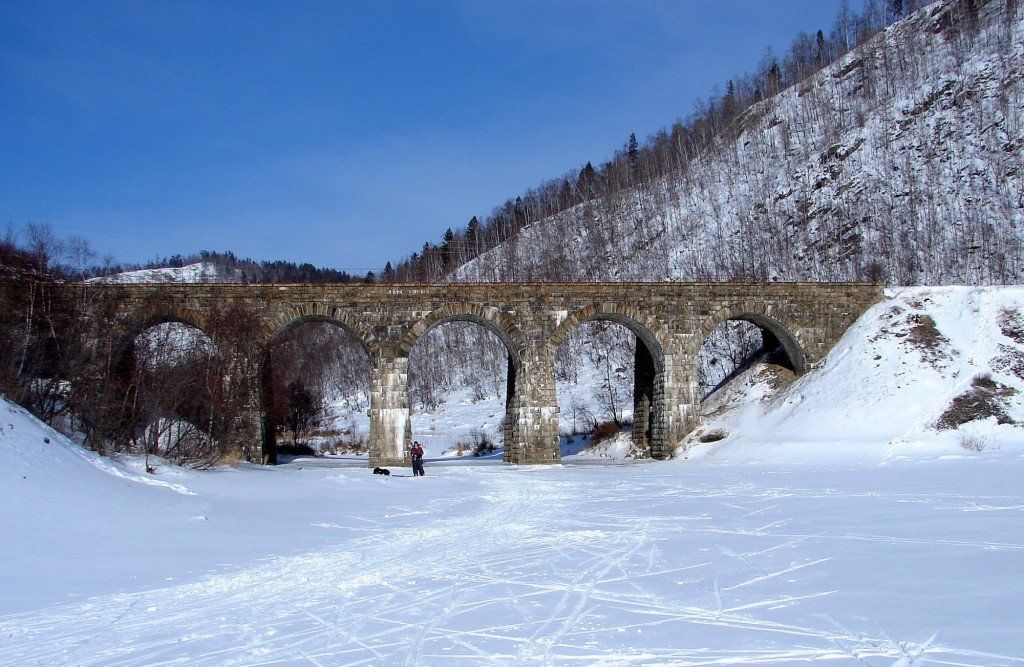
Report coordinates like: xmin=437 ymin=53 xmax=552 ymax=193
xmin=400 ymin=303 xmax=526 ymax=464
xmin=547 ymin=304 xmax=670 ymax=459
xmin=267 ymin=303 xmax=377 ymax=355
xmin=688 ymin=300 xmax=807 ymax=375
xmin=111 ymin=305 xmax=217 ymax=375
xmin=260 ymin=305 xmax=377 ymax=465
xmin=546 ymin=303 xmax=668 ymax=369
xmin=108 ymin=306 xmax=227 ymax=461
xmin=400 ymin=303 xmax=524 ymax=364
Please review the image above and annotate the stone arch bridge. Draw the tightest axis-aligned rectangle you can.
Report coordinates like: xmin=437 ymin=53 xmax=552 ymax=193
xmin=73 ymin=282 xmax=882 ymax=466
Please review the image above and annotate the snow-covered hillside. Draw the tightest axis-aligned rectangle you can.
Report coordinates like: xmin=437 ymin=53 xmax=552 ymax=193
xmin=87 ymin=261 xmax=239 ymax=284
xmin=455 ymin=0 xmax=1023 ymax=285
xmin=691 ymin=286 xmax=1024 ymax=461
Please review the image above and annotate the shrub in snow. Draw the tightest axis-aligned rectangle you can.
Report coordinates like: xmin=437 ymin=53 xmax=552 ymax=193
xmin=959 ymin=432 xmax=990 ymax=452
xmin=904 ymin=314 xmax=953 ymax=367
xmin=992 ymin=345 xmax=1024 ymax=380
xmin=589 ymin=421 xmax=622 ymax=446
xmin=935 ymin=374 xmax=1017 ymax=430
xmin=275 ymin=442 xmax=318 ymax=458
xmin=471 ymin=429 xmax=496 ymax=457
xmin=699 ymin=429 xmax=729 ymax=444
xmin=998 ymin=308 xmax=1024 ymax=345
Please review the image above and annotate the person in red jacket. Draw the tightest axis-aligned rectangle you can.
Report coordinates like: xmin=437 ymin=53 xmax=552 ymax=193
xmin=410 ymin=441 xmax=425 ymax=477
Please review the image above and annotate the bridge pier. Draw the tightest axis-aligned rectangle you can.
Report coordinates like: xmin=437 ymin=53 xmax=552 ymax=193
xmin=504 ymin=350 xmax=560 ymax=465
xmin=368 ymin=353 xmax=412 ymax=468
xmin=659 ymin=349 xmax=698 ymax=457
xmin=502 ymin=355 xmax=520 ymax=461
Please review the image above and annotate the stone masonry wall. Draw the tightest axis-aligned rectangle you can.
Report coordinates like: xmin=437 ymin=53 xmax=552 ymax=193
xmin=69 ymin=282 xmax=883 ymax=466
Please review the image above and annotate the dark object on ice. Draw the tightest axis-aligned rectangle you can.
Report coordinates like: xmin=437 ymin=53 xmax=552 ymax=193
xmin=43 ymin=437 xmax=50 ymax=444
xmin=373 ymin=467 xmax=391 ymax=476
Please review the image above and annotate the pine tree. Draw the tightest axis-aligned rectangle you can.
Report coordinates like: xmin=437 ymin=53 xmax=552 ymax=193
xmin=467 ymin=217 xmax=480 ymax=257
xmin=577 ymin=161 xmax=597 ymax=198
xmin=722 ymin=80 xmax=737 ymax=119
xmin=626 ymin=133 xmax=640 ymax=178
xmin=767 ymin=60 xmax=782 ymax=92
xmin=442 ymin=228 xmax=455 ymax=268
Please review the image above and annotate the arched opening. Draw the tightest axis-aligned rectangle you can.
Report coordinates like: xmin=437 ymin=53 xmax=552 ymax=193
xmin=406 ymin=317 xmax=519 ymax=462
xmin=121 ymin=320 xmax=225 ymax=468
xmin=261 ymin=318 xmax=371 ymax=464
xmin=553 ymin=315 xmax=664 ymax=459
xmin=696 ymin=313 xmax=805 ymax=432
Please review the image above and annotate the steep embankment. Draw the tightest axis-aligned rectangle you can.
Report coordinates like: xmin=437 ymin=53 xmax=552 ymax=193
xmin=0 ymin=399 xmax=199 ymax=611
xmin=456 ymin=0 xmax=1023 ymax=284
xmin=690 ymin=286 xmax=1024 ymax=462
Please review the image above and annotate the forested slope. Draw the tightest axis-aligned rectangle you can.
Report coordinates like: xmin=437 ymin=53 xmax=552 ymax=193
xmin=452 ymin=0 xmax=1022 ymax=285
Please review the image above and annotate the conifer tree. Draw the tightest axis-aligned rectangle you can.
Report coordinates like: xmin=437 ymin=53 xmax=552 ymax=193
xmin=627 ymin=133 xmax=640 ymax=174
xmin=467 ymin=217 xmax=481 ymax=257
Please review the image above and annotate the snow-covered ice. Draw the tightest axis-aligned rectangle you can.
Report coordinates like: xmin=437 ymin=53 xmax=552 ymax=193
xmin=2 ymin=430 xmax=1023 ymax=664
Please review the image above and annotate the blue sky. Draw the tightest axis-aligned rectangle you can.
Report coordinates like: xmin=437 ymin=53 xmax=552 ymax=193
xmin=1 ymin=0 xmax=844 ymax=271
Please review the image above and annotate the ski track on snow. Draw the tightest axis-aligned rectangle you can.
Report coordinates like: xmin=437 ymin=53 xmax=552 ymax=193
xmin=2 ymin=465 xmax=1023 ymax=665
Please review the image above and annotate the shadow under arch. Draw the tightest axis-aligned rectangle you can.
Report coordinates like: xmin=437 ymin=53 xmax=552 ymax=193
xmin=548 ymin=305 xmax=669 ymax=458
xmin=689 ymin=302 xmax=807 ymax=377
xmin=401 ymin=304 xmax=525 ymax=462
xmin=259 ymin=312 xmax=375 ymax=464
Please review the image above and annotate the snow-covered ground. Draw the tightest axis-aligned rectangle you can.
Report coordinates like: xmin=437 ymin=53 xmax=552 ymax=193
xmin=3 ymin=286 xmax=1024 ymax=663
xmin=2 ymin=403 xmax=1022 ymax=664
xmin=321 ymin=354 xmax=634 ymax=460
